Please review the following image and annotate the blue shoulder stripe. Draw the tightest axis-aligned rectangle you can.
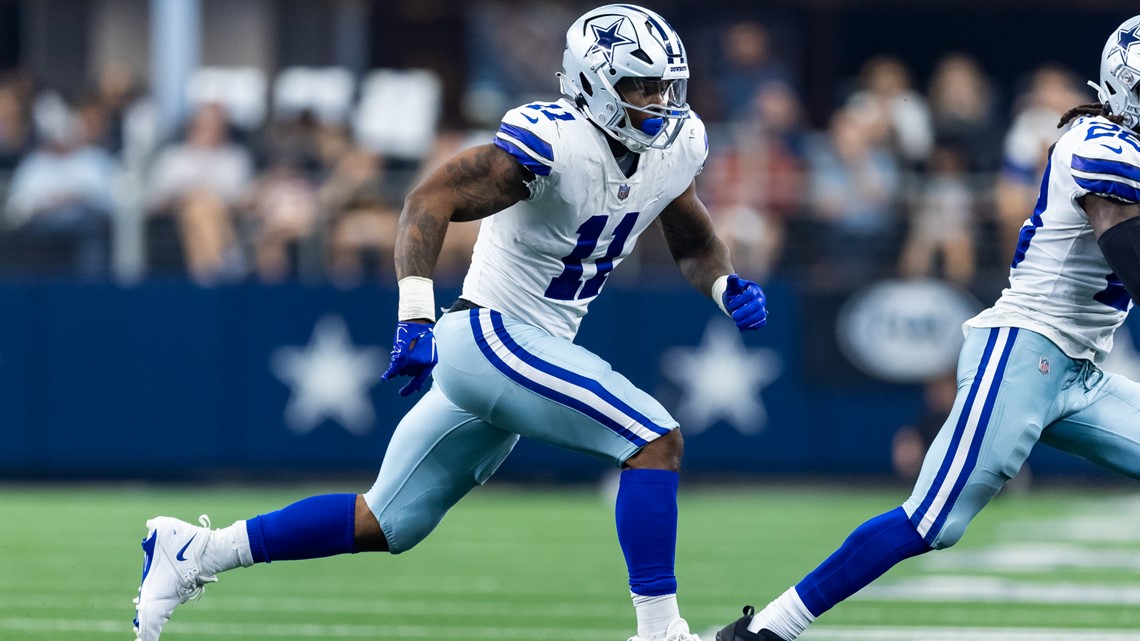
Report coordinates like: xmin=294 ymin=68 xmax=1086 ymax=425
xmin=494 ymin=138 xmax=552 ymax=177
xmin=1072 ymin=154 xmax=1140 ymax=203
xmin=497 ymin=122 xmax=553 ymax=162
xmin=1072 ymin=154 xmax=1140 ymax=183
xmin=1073 ymin=176 xmax=1140 ymax=203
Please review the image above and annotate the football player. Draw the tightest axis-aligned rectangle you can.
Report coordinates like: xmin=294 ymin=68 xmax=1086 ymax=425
xmin=716 ymin=14 xmax=1140 ymax=641
xmin=133 ymin=5 xmax=768 ymax=641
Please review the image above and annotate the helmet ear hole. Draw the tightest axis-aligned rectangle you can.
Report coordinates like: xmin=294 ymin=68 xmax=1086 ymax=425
xmin=579 ymin=73 xmax=593 ymax=97
xmin=1107 ymin=82 xmax=1119 ymax=96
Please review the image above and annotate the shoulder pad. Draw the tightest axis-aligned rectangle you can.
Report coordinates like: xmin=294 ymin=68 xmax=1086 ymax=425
xmin=493 ymin=101 xmax=580 ymax=177
xmin=1069 ymin=117 xmax=1140 ymax=204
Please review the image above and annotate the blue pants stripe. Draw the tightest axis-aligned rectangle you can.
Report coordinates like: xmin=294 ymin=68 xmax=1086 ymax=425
xmin=910 ymin=327 xmax=1018 ymax=544
xmin=468 ymin=309 xmax=669 ymax=446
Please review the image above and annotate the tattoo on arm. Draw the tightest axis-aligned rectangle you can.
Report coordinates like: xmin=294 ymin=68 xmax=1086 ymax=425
xmin=444 ymin=145 xmax=531 ymax=222
xmin=397 ymin=204 xmax=448 ymax=277
xmin=395 ymin=144 xmax=529 ymax=279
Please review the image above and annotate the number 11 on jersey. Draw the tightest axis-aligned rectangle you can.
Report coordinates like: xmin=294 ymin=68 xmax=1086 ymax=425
xmin=545 ymin=212 xmax=640 ymax=301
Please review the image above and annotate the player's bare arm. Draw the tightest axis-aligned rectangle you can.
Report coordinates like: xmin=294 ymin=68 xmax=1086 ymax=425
xmin=383 ymin=143 xmax=530 ymax=394
xmin=1083 ymin=194 xmax=1140 ymax=237
xmin=657 ymin=179 xmax=734 ymax=295
xmin=1084 ymin=193 xmax=1140 ymax=302
xmin=395 ymin=143 xmax=530 ymax=280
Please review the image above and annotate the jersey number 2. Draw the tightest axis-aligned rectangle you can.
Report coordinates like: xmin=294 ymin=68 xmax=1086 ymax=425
xmin=545 ymin=213 xmax=640 ymax=301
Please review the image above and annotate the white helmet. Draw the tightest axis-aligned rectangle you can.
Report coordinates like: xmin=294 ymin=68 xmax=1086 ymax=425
xmin=558 ymin=4 xmax=691 ymax=153
xmin=1090 ymin=15 xmax=1140 ymax=129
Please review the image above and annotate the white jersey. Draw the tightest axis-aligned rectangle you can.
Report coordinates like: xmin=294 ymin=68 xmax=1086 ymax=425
xmin=460 ymin=98 xmax=708 ymax=340
xmin=967 ymin=115 xmax=1140 ymax=362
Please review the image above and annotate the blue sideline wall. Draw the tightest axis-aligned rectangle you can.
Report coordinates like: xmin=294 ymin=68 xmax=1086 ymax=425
xmin=0 ymin=280 xmax=1121 ymax=481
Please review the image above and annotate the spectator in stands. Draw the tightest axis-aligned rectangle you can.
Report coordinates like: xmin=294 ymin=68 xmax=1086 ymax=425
xmin=73 ymin=91 xmax=112 ymax=155
xmin=240 ymin=109 xmax=329 ymax=283
xmin=845 ymin=56 xmax=933 ymax=170
xmin=898 ymin=144 xmax=976 ymax=285
xmin=703 ymin=81 xmax=809 ymax=278
xmin=314 ymin=122 xmax=354 ymax=172
xmin=258 ymin=109 xmax=324 ymax=177
xmin=807 ymin=107 xmax=900 ymax=287
xmin=713 ymin=21 xmax=795 ymax=122
xmin=927 ymin=53 xmax=1003 ymax=174
xmin=146 ymin=103 xmax=252 ymax=284
xmin=464 ymin=2 xmax=574 ymax=127
xmin=995 ymin=65 xmax=1088 ymax=255
xmin=93 ymin=61 xmax=147 ymax=156
xmin=3 ymin=102 xmax=117 ymax=277
xmin=320 ymin=145 xmax=398 ymax=286
xmin=244 ymin=158 xmax=320 ymax=283
xmin=0 ymin=77 xmax=32 ymax=171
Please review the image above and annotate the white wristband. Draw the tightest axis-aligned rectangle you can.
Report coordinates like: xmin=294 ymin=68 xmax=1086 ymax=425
xmin=397 ymin=276 xmax=436 ymax=322
xmin=711 ymin=274 xmax=731 ymax=316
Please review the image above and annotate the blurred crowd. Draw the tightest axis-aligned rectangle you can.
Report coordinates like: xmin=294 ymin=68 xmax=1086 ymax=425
xmin=695 ymin=21 xmax=1088 ymax=296
xmin=0 ymin=17 xmax=1091 ymax=294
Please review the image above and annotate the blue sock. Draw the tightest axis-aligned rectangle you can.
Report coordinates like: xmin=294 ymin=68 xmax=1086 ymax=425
xmin=616 ymin=469 xmax=679 ymax=596
xmin=795 ymin=506 xmax=930 ymax=616
xmin=246 ymin=493 xmax=358 ymax=563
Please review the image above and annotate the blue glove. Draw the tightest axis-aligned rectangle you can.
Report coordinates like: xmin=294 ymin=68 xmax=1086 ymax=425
xmin=723 ymin=274 xmax=768 ymax=332
xmin=381 ymin=321 xmax=438 ymax=396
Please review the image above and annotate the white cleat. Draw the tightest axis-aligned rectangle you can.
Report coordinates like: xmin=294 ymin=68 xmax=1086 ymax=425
xmin=132 ymin=515 xmax=218 ymax=641
xmin=629 ymin=618 xmax=703 ymax=641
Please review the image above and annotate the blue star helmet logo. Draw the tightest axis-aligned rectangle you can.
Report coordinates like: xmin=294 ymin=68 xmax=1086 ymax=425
xmin=588 ymin=17 xmax=635 ymax=65
xmin=1118 ymin=24 xmax=1140 ymax=52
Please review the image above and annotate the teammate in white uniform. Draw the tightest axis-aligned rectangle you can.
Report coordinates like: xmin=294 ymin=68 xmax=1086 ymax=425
xmin=717 ymin=15 xmax=1140 ymax=641
xmin=132 ymin=6 xmax=768 ymax=641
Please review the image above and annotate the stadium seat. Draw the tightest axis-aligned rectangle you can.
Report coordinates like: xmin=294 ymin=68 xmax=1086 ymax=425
xmin=187 ymin=67 xmax=268 ymax=130
xmin=273 ymin=67 xmax=355 ymax=125
xmin=353 ymin=69 xmax=442 ymax=160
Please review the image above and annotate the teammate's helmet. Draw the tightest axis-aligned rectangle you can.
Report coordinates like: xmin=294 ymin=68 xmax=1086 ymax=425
xmin=1091 ymin=15 xmax=1140 ymax=129
xmin=558 ymin=4 xmax=690 ymax=153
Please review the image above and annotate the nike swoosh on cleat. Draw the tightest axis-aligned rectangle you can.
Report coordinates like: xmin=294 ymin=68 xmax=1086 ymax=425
xmin=176 ymin=534 xmax=197 ymax=561
xmin=1101 ymin=144 xmax=1123 ymax=154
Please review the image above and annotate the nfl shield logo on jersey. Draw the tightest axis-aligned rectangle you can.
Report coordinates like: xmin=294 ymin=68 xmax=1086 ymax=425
xmin=617 ymin=184 xmax=630 ymax=200
xmin=1039 ymin=357 xmax=1050 ymax=375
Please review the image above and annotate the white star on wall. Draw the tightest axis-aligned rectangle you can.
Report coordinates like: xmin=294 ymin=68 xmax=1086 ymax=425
xmin=661 ymin=321 xmax=782 ymax=436
xmin=271 ymin=314 xmax=387 ymax=435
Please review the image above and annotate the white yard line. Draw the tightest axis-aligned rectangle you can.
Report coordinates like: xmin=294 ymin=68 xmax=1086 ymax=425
xmin=799 ymin=627 xmax=1140 ymax=641
xmin=0 ymin=593 xmax=632 ymax=617
xmin=7 ymin=618 xmax=1140 ymax=641
xmin=0 ymin=617 xmax=622 ymax=639
xmin=860 ymin=575 xmax=1140 ymax=605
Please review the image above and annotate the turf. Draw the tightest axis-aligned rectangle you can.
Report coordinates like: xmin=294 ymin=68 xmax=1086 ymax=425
xmin=1 ymin=482 xmax=1138 ymax=640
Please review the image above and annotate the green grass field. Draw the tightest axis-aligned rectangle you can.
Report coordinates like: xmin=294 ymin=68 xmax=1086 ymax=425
xmin=2 ymin=482 xmax=1139 ymax=640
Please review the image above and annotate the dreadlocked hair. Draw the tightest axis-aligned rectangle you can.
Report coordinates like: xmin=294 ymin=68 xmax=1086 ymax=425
xmin=1058 ymin=102 xmax=1127 ymax=128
